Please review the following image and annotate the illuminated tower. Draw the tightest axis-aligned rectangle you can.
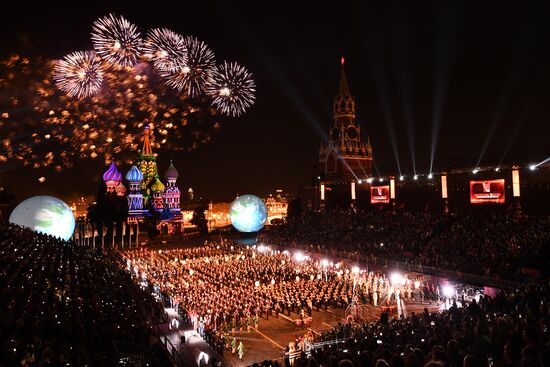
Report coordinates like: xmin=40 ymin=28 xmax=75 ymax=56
xmin=136 ymin=125 xmax=160 ymax=209
xmin=125 ymin=165 xmax=144 ymax=218
xmin=319 ymin=58 xmax=373 ymax=183
xmin=150 ymin=178 xmax=165 ymax=211
xmin=103 ymin=162 xmax=122 ymax=193
xmin=163 ymin=161 xmax=181 ymax=214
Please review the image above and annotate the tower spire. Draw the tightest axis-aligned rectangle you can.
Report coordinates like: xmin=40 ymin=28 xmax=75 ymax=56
xmin=338 ymin=58 xmax=350 ymax=97
xmin=333 ymin=57 xmax=355 ymax=118
xmin=142 ymin=125 xmax=153 ymax=156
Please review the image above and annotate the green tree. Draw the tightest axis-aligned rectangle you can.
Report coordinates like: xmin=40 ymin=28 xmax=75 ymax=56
xmin=191 ymin=206 xmax=209 ymax=234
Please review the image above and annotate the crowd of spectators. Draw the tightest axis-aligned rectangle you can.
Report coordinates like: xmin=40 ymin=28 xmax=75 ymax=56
xmin=260 ymin=211 xmax=550 ymax=280
xmin=4 ymin=207 xmax=550 ymax=367
xmin=254 ymin=282 xmax=550 ymax=367
xmin=0 ymin=224 xmax=166 ymax=366
xmin=417 ymin=213 xmax=550 ymax=278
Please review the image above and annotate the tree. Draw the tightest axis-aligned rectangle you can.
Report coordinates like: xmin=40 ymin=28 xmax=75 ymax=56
xmin=191 ymin=206 xmax=209 ymax=234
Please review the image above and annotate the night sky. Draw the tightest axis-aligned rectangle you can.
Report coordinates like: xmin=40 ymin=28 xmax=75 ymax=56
xmin=1 ymin=0 xmax=550 ymax=202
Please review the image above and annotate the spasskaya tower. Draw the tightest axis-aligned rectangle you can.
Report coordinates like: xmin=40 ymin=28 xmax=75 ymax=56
xmin=318 ymin=58 xmax=373 ymax=183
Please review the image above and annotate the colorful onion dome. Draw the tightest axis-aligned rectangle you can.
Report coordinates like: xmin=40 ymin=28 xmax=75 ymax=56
xmin=125 ymin=165 xmax=144 ymax=182
xmin=164 ymin=161 xmax=179 ymax=179
xmin=103 ymin=162 xmax=122 ymax=182
xmin=150 ymin=178 xmax=165 ymax=192
xmin=115 ymin=183 xmax=127 ymax=196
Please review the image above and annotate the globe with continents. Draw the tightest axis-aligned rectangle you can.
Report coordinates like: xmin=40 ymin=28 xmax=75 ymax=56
xmin=9 ymin=196 xmax=76 ymax=241
xmin=230 ymin=194 xmax=268 ymax=232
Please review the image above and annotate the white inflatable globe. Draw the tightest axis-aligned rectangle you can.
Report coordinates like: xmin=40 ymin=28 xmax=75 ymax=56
xmin=9 ymin=196 xmax=76 ymax=241
xmin=230 ymin=194 xmax=268 ymax=232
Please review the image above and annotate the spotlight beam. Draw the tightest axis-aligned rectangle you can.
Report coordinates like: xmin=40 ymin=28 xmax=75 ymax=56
xmin=363 ymin=22 xmax=402 ymax=176
xmin=498 ymin=69 xmax=543 ymax=167
xmin=216 ymin=3 xmax=329 ymax=142
xmin=372 ymin=160 xmax=382 ymax=180
xmin=534 ymin=156 xmax=550 ymax=168
xmin=430 ymin=1 xmax=457 ymax=174
xmin=477 ymin=29 xmax=531 ymax=168
xmin=280 ymin=28 xmax=332 ymax=121
xmin=390 ymin=2 xmax=416 ymax=175
xmin=476 ymin=61 xmax=526 ymax=168
xmin=497 ymin=103 xmax=529 ymax=167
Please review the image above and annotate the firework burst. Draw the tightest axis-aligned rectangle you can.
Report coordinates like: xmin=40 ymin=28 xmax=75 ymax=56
xmin=1 ymin=14 xmax=256 ymax=171
xmin=53 ymin=50 xmax=104 ymax=98
xmin=207 ymin=61 xmax=256 ymax=117
xmin=91 ymin=14 xmax=143 ymax=67
xmin=142 ymin=28 xmax=186 ymax=72
xmin=0 ymin=55 xmax=220 ymax=170
xmin=160 ymin=36 xmax=216 ymax=98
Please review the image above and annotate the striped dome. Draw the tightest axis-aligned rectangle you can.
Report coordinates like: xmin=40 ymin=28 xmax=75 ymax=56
xmin=102 ymin=162 xmax=122 ymax=182
xmin=164 ymin=161 xmax=179 ymax=179
xmin=125 ymin=165 xmax=144 ymax=182
xmin=150 ymin=178 xmax=165 ymax=192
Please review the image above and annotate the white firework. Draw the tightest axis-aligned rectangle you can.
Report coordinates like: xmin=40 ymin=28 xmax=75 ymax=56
xmin=206 ymin=61 xmax=256 ymax=117
xmin=142 ymin=28 xmax=186 ymax=72
xmin=91 ymin=14 xmax=142 ymax=67
xmin=53 ymin=50 xmax=104 ymax=98
xmin=160 ymin=36 xmax=216 ymax=98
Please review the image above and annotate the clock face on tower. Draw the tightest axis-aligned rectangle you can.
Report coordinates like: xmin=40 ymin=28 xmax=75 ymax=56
xmin=346 ymin=125 xmax=358 ymax=140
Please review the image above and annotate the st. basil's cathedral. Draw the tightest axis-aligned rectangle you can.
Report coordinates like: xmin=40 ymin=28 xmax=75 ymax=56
xmin=100 ymin=125 xmax=183 ymax=233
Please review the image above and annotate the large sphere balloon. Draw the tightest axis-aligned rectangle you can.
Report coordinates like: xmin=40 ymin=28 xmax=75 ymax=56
xmin=230 ymin=194 xmax=267 ymax=232
xmin=9 ymin=196 xmax=76 ymax=241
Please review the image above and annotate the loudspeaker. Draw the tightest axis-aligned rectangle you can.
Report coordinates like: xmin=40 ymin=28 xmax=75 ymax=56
xmin=380 ymin=311 xmax=389 ymax=325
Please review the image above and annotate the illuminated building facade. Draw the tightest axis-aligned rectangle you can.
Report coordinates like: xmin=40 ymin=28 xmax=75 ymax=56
xmin=101 ymin=126 xmax=183 ymax=232
xmin=70 ymin=196 xmax=92 ymax=218
xmin=265 ymin=189 xmax=288 ymax=222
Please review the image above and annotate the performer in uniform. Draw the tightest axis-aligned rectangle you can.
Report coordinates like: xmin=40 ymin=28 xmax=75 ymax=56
xmin=237 ymin=341 xmax=244 ymax=360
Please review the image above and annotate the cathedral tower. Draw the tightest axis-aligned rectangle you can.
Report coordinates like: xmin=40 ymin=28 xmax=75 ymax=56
xmin=163 ymin=161 xmax=181 ymax=214
xmin=137 ymin=125 xmax=159 ymax=205
xmin=318 ymin=58 xmax=373 ymax=183
xmin=125 ymin=165 xmax=144 ymax=219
